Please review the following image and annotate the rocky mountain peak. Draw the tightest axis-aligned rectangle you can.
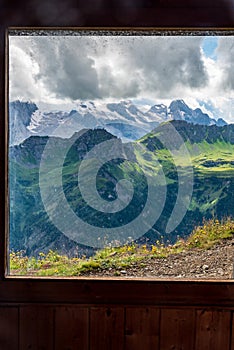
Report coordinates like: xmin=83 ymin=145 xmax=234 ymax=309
xmin=9 ymin=99 xmax=229 ymax=146
xmin=10 ymin=100 xmax=38 ymax=126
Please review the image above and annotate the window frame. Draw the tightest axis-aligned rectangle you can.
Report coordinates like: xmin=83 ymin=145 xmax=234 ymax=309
xmin=1 ymin=26 xmax=234 ymax=308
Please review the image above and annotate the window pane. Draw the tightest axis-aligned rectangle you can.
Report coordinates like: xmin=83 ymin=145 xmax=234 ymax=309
xmin=8 ymin=30 xmax=234 ymax=278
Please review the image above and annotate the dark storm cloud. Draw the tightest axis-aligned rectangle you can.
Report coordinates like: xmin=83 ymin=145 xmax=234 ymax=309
xmin=10 ymin=35 xmax=209 ymax=101
xmin=120 ymin=36 xmax=208 ymax=97
xmin=31 ymin=37 xmax=101 ymax=100
xmin=216 ymin=37 xmax=234 ymax=90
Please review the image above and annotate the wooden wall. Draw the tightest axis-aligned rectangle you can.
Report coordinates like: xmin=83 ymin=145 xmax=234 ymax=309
xmin=0 ymin=279 xmax=233 ymax=349
xmin=0 ymin=304 xmax=233 ymax=349
xmin=0 ymin=1 xmax=234 ymax=349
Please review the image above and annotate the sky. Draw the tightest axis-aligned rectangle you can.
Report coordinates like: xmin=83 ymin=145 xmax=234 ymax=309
xmin=9 ymin=34 xmax=234 ymax=123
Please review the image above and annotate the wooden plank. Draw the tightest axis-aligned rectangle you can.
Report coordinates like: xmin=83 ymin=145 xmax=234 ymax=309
xmin=0 ymin=307 xmax=19 ymax=350
xmin=90 ymin=307 xmax=124 ymax=350
xmin=54 ymin=306 xmax=89 ymax=350
xmin=0 ymin=7 xmax=234 ymax=30
xmin=231 ymin=311 xmax=234 ymax=350
xmin=19 ymin=305 xmax=54 ymax=350
xmin=79 ymin=7 xmax=234 ymax=27
xmin=195 ymin=310 xmax=231 ymax=350
xmin=0 ymin=22 xmax=6 ymax=282
xmin=125 ymin=307 xmax=160 ymax=349
xmin=160 ymin=0 xmax=228 ymax=7
xmin=160 ymin=309 xmax=195 ymax=349
xmin=1 ymin=280 xmax=234 ymax=307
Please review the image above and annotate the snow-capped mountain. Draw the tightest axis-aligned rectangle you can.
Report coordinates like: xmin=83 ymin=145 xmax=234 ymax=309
xmin=168 ymin=100 xmax=227 ymax=126
xmin=9 ymin=99 xmax=227 ymax=145
xmin=9 ymin=100 xmax=38 ymax=145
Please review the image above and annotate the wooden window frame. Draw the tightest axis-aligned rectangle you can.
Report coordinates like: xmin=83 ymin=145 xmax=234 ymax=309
xmin=1 ymin=24 xmax=234 ymax=308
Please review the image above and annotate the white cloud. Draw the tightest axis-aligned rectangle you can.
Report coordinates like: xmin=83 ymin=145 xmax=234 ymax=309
xmin=9 ymin=42 xmax=39 ymax=101
xmin=216 ymin=37 xmax=234 ymax=91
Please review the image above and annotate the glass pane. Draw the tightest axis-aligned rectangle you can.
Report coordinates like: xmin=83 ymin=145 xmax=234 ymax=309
xmin=8 ymin=29 xmax=234 ymax=278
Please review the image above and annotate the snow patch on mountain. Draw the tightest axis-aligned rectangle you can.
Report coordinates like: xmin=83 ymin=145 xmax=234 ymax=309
xmin=9 ymin=99 xmax=228 ymax=145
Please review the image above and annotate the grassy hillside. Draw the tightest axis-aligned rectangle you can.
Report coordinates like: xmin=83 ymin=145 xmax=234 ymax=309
xmin=9 ymin=121 xmax=234 ymax=256
xmin=10 ymin=217 xmax=234 ymax=276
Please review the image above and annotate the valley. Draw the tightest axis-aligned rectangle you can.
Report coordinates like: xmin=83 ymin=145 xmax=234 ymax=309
xmin=9 ymin=119 xmax=234 ymax=257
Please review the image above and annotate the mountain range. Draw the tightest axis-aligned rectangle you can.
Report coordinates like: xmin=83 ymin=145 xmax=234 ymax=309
xmin=9 ymin=120 xmax=234 ymax=257
xmin=9 ymin=99 xmax=227 ymax=145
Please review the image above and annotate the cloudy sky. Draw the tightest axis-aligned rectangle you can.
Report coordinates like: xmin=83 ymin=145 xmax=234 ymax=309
xmin=9 ymin=34 xmax=234 ymax=122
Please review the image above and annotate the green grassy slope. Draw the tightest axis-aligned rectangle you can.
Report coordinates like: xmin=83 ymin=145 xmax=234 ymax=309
xmin=10 ymin=217 xmax=234 ymax=276
xmin=9 ymin=121 xmax=234 ymax=257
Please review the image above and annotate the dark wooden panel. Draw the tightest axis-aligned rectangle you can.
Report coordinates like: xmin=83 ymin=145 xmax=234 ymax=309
xmin=160 ymin=309 xmax=195 ymax=349
xmin=160 ymin=0 xmax=233 ymax=7
xmin=0 ymin=307 xmax=19 ymax=350
xmin=231 ymin=311 xmax=234 ymax=350
xmin=125 ymin=307 xmax=160 ymax=349
xmin=54 ymin=306 xmax=89 ymax=350
xmin=195 ymin=310 xmax=231 ymax=350
xmin=90 ymin=307 xmax=124 ymax=350
xmin=0 ymin=7 xmax=233 ymax=29
xmin=0 ymin=305 xmax=234 ymax=350
xmin=19 ymin=306 xmax=54 ymax=350
xmin=1 ymin=279 xmax=234 ymax=307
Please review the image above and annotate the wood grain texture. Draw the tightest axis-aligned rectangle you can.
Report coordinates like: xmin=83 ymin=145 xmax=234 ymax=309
xmin=195 ymin=310 xmax=231 ymax=350
xmin=90 ymin=307 xmax=124 ymax=350
xmin=54 ymin=306 xmax=89 ymax=350
xmin=0 ymin=307 xmax=19 ymax=350
xmin=0 ymin=305 xmax=233 ymax=350
xmin=19 ymin=306 xmax=54 ymax=350
xmin=231 ymin=311 xmax=234 ymax=350
xmin=160 ymin=308 xmax=195 ymax=349
xmin=1 ymin=279 xmax=234 ymax=307
xmin=125 ymin=307 xmax=160 ymax=349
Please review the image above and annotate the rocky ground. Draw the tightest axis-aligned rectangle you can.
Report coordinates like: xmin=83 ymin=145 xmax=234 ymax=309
xmin=81 ymin=237 xmax=234 ymax=279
